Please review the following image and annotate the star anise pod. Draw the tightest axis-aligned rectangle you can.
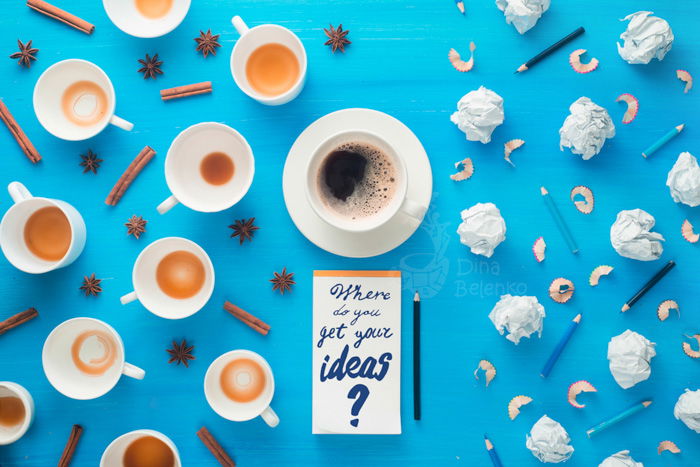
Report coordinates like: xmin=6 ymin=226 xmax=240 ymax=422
xmin=79 ymin=149 xmax=102 ymax=174
xmin=125 ymin=215 xmax=147 ymax=239
xmin=80 ymin=274 xmax=102 ymax=297
xmin=194 ymin=29 xmax=221 ymax=58
xmin=229 ymin=217 xmax=259 ymax=245
xmin=323 ymin=24 xmax=351 ymax=53
xmin=270 ymin=267 xmax=295 ymax=294
xmin=10 ymin=40 xmax=38 ymax=68
xmin=166 ymin=339 xmax=195 ymax=367
xmin=137 ymin=53 xmax=163 ymax=79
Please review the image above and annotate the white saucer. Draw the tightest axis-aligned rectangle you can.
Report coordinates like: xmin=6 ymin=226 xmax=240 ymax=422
xmin=282 ymin=108 xmax=433 ymax=258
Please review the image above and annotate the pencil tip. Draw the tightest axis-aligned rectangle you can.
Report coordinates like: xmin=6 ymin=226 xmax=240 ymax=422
xmin=677 ymin=124 xmax=685 ymax=132
xmin=414 ymin=291 xmax=420 ymax=302
xmin=643 ymin=400 xmax=652 ymax=407
xmin=573 ymin=313 xmax=582 ymax=323
xmin=621 ymin=304 xmax=630 ymax=312
xmin=540 ymin=186 xmax=548 ymax=195
xmin=641 ymin=153 xmax=647 ymax=158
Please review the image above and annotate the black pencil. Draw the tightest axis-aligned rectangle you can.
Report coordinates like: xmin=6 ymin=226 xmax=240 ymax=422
xmin=515 ymin=26 xmax=585 ymax=73
xmin=621 ymin=260 xmax=675 ymax=312
xmin=413 ymin=291 xmax=421 ymax=420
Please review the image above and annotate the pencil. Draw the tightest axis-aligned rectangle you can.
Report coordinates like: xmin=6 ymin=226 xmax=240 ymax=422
xmin=586 ymin=400 xmax=652 ymax=437
xmin=540 ymin=313 xmax=581 ymax=378
xmin=541 ymin=186 xmax=579 ymax=254
xmin=484 ymin=434 xmax=504 ymax=467
xmin=621 ymin=260 xmax=675 ymax=312
xmin=455 ymin=0 xmax=465 ymax=14
xmin=515 ymin=26 xmax=585 ymax=73
xmin=642 ymin=124 xmax=684 ymax=158
xmin=413 ymin=291 xmax=421 ymax=420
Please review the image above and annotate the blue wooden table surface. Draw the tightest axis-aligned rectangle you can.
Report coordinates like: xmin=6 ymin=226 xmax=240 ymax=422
xmin=0 ymin=0 xmax=698 ymax=465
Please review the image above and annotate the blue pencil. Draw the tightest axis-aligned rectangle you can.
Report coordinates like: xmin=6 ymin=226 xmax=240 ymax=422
xmin=484 ymin=434 xmax=503 ymax=467
xmin=586 ymin=400 xmax=652 ymax=437
xmin=540 ymin=313 xmax=581 ymax=378
xmin=642 ymin=124 xmax=684 ymax=158
xmin=540 ymin=186 xmax=579 ymax=254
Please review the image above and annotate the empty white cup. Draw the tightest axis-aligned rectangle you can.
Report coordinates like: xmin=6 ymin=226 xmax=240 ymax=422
xmin=204 ymin=350 xmax=279 ymax=427
xmin=157 ymin=122 xmax=255 ymax=215
xmin=103 ymin=0 xmax=191 ymax=38
xmin=0 ymin=181 xmax=86 ymax=274
xmin=230 ymin=16 xmax=307 ymax=106
xmin=100 ymin=429 xmax=181 ymax=467
xmin=0 ymin=382 xmax=34 ymax=445
xmin=42 ymin=318 xmax=145 ymax=400
xmin=34 ymin=59 xmax=133 ymax=141
xmin=120 ymin=237 xmax=215 ymax=319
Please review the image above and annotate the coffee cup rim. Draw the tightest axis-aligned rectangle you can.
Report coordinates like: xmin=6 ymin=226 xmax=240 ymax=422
xmin=102 ymin=0 xmax=191 ymax=39
xmin=100 ymin=429 xmax=182 ymax=467
xmin=0 ymin=381 xmax=33 ymax=445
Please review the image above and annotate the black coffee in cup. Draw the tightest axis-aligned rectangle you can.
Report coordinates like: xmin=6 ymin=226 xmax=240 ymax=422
xmin=318 ymin=142 xmax=397 ymax=220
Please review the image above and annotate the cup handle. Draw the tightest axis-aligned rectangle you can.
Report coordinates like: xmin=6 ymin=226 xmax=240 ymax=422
xmin=157 ymin=195 xmax=179 ymax=215
xmin=120 ymin=291 xmax=138 ymax=305
xmin=110 ymin=115 xmax=134 ymax=132
xmin=400 ymin=198 xmax=427 ymax=221
xmin=232 ymin=16 xmax=249 ymax=35
xmin=260 ymin=406 xmax=279 ymax=428
xmin=8 ymin=182 xmax=32 ymax=204
xmin=122 ymin=362 xmax=145 ymax=380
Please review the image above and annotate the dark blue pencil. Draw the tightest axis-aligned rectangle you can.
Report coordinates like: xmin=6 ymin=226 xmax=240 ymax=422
xmin=484 ymin=434 xmax=504 ymax=467
xmin=541 ymin=313 xmax=581 ymax=378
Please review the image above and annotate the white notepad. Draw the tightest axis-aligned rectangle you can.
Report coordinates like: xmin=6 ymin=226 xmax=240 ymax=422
xmin=312 ymin=270 xmax=402 ymax=434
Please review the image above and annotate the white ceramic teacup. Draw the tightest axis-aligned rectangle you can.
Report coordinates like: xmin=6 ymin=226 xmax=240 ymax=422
xmin=157 ymin=122 xmax=255 ymax=215
xmin=204 ymin=350 xmax=279 ymax=427
xmin=0 ymin=181 xmax=86 ymax=274
xmin=103 ymin=0 xmax=190 ymax=38
xmin=305 ymin=129 xmax=427 ymax=233
xmin=0 ymin=382 xmax=34 ymax=445
xmin=42 ymin=318 xmax=145 ymax=400
xmin=120 ymin=237 xmax=214 ymax=319
xmin=230 ymin=16 xmax=307 ymax=106
xmin=100 ymin=429 xmax=181 ymax=467
xmin=34 ymin=59 xmax=133 ymax=141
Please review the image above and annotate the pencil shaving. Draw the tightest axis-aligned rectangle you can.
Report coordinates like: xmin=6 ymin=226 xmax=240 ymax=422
xmin=533 ymin=237 xmax=546 ymax=263
xmin=474 ymin=359 xmax=497 ymax=387
xmin=682 ymin=334 xmax=700 ymax=359
xmin=450 ymin=157 xmax=474 ymax=181
xmin=448 ymin=42 xmax=476 ymax=72
xmin=508 ymin=395 xmax=533 ymax=420
xmin=549 ymin=278 xmax=574 ymax=303
xmin=615 ymin=93 xmax=639 ymax=124
xmin=657 ymin=299 xmax=679 ymax=321
xmin=589 ymin=265 xmax=613 ymax=286
xmin=677 ymin=70 xmax=693 ymax=93
xmin=570 ymin=185 xmax=594 ymax=214
xmin=657 ymin=440 xmax=681 ymax=455
xmin=569 ymin=49 xmax=599 ymax=73
xmin=682 ymin=219 xmax=699 ymax=243
xmin=504 ymin=139 xmax=525 ymax=166
xmin=567 ymin=380 xmax=597 ymax=408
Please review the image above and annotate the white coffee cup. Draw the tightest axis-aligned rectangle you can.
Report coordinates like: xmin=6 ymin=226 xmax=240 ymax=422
xmin=120 ymin=237 xmax=214 ymax=319
xmin=230 ymin=16 xmax=307 ymax=106
xmin=42 ymin=318 xmax=145 ymax=400
xmin=0 ymin=181 xmax=86 ymax=274
xmin=34 ymin=59 xmax=133 ymax=141
xmin=103 ymin=0 xmax=190 ymax=38
xmin=0 ymin=382 xmax=34 ymax=445
xmin=100 ymin=429 xmax=181 ymax=467
xmin=305 ymin=129 xmax=427 ymax=232
xmin=157 ymin=122 xmax=255 ymax=215
xmin=204 ymin=350 xmax=279 ymax=427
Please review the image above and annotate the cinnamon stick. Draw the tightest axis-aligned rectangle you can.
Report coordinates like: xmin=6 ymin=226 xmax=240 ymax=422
xmin=160 ymin=81 xmax=212 ymax=101
xmin=0 ymin=100 xmax=41 ymax=163
xmin=0 ymin=308 xmax=38 ymax=336
xmin=197 ymin=426 xmax=235 ymax=467
xmin=26 ymin=0 xmax=94 ymax=34
xmin=105 ymin=146 xmax=156 ymax=206
xmin=224 ymin=301 xmax=270 ymax=336
xmin=58 ymin=424 xmax=83 ymax=467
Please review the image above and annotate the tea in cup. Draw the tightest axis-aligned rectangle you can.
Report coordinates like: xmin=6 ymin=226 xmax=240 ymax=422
xmin=103 ymin=0 xmax=191 ymax=38
xmin=100 ymin=429 xmax=181 ymax=467
xmin=0 ymin=382 xmax=34 ymax=445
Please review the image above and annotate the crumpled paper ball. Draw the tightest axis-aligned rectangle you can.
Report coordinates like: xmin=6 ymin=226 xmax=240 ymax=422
xmin=618 ymin=11 xmax=674 ymax=64
xmin=666 ymin=152 xmax=700 ymax=207
xmin=610 ymin=209 xmax=664 ymax=261
xmin=674 ymin=389 xmax=700 ymax=433
xmin=607 ymin=329 xmax=656 ymax=389
xmin=559 ymin=97 xmax=615 ymax=160
xmin=599 ymin=450 xmax=643 ymax=467
xmin=456 ymin=202 xmax=506 ymax=257
xmin=488 ymin=294 xmax=545 ymax=345
xmin=526 ymin=415 xmax=574 ymax=463
xmin=450 ymin=86 xmax=505 ymax=144
xmin=495 ymin=0 xmax=550 ymax=34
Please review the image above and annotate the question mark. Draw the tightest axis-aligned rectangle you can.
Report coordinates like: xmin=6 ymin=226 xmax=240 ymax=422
xmin=347 ymin=384 xmax=370 ymax=427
